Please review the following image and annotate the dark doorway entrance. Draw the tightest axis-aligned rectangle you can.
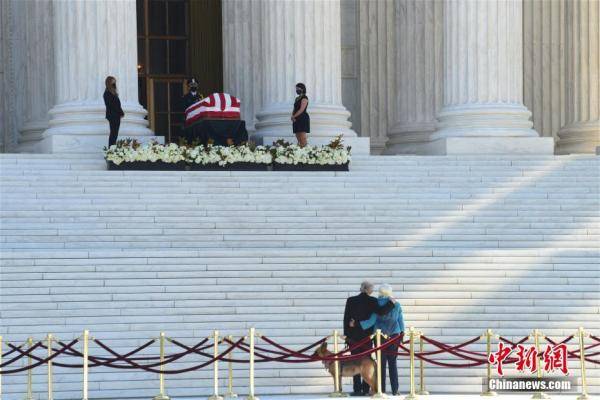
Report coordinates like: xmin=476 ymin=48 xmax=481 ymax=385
xmin=137 ymin=0 xmax=223 ymax=142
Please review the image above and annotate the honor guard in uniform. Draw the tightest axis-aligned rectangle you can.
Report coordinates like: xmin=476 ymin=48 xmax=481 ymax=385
xmin=183 ymin=78 xmax=201 ymax=110
xmin=182 ymin=78 xmax=202 ymax=143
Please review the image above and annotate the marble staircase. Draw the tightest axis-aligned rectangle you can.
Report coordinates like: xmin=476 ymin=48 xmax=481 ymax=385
xmin=0 ymin=153 xmax=598 ymax=399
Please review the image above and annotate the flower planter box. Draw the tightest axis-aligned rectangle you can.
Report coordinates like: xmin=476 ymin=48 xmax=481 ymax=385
xmin=106 ymin=161 xmax=187 ymax=171
xmin=188 ymin=162 xmax=269 ymax=171
xmin=272 ymin=162 xmax=349 ymax=171
xmin=106 ymin=161 xmax=270 ymax=171
xmin=105 ymin=138 xmax=351 ymax=172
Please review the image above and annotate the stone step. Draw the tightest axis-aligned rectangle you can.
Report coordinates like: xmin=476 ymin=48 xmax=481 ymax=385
xmin=1 ymin=153 xmax=598 ymax=397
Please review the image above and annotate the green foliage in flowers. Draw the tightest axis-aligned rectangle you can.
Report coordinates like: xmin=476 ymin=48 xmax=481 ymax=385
xmin=104 ymin=136 xmax=351 ymax=166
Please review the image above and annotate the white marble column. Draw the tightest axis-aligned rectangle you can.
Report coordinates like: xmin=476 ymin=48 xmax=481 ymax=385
xmin=523 ymin=0 xmax=566 ymax=141
xmin=222 ymin=0 xmax=263 ymax=133
xmin=41 ymin=0 xmax=152 ymax=153
xmin=386 ymin=0 xmax=443 ymax=154
xmin=0 ymin=0 xmax=16 ymax=152
xmin=253 ymin=0 xmax=359 ymax=146
xmin=17 ymin=0 xmax=55 ymax=149
xmin=557 ymin=0 xmax=600 ymax=154
xmin=432 ymin=0 xmax=553 ymax=154
xmin=358 ymin=0 xmax=397 ymax=154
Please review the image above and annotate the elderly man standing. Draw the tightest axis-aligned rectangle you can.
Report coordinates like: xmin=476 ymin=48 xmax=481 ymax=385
xmin=343 ymin=281 xmax=395 ymax=396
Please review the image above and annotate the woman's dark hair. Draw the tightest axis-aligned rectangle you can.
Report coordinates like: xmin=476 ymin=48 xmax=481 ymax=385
xmin=105 ymin=76 xmax=117 ymax=95
xmin=295 ymin=82 xmax=306 ymax=94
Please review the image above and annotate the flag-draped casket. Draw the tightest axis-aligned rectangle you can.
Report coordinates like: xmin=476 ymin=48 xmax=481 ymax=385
xmin=185 ymin=93 xmax=241 ymax=126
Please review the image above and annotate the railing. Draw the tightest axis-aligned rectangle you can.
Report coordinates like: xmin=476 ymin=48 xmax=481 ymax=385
xmin=0 ymin=327 xmax=597 ymax=400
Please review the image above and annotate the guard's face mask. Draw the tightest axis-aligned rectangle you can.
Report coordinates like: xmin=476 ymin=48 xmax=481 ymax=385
xmin=296 ymin=88 xmax=302 ymax=95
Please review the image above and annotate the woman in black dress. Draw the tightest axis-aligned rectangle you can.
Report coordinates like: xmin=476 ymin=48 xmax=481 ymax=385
xmin=291 ymin=83 xmax=309 ymax=147
xmin=103 ymin=76 xmax=124 ymax=147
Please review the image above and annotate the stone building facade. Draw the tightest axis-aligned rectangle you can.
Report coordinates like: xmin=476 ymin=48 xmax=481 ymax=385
xmin=1 ymin=0 xmax=598 ymax=154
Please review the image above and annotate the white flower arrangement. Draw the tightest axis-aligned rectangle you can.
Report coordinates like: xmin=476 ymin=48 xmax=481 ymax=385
xmin=104 ymin=136 xmax=351 ymax=167
xmin=105 ymin=140 xmax=186 ymax=165
xmin=272 ymin=144 xmax=351 ymax=165
xmin=187 ymin=144 xmax=272 ymax=166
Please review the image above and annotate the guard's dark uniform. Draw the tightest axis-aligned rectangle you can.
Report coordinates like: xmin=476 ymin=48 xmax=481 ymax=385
xmin=182 ymin=91 xmax=201 ymax=111
xmin=182 ymin=92 xmax=201 ymax=143
xmin=343 ymin=292 xmax=394 ymax=394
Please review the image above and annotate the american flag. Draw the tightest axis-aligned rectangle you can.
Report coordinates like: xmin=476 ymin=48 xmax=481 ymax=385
xmin=185 ymin=93 xmax=241 ymax=126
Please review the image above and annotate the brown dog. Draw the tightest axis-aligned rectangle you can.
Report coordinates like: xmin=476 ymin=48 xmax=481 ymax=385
xmin=313 ymin=341 xmax=378 ymax=394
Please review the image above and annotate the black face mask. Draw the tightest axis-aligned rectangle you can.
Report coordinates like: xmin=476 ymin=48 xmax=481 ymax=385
xmin=111 ymin=83 xmax=117 ymax=89
xmin=296 ymin=88 xmax=302 ymax=95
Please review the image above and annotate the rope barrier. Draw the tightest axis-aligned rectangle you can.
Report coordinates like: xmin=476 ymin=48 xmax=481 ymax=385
xmin=93 ymin=338 xmax=212 ymax=371
xmin=156 ymin=337 xmax=246 ymax=375
xmin=2 ymin=339 xmax=79 ymax=374
xmin=223 ymin=336 xmax=327 ymax=363
xmin=42 ymin=340 xmax=159 ymax=363
xmin=1 ymin=343 xmax=25 ymax=359
xmin=0 ymin=341 xmax=45 ymax=369
xmin=0 ymin=331 xmax=597 ymax=375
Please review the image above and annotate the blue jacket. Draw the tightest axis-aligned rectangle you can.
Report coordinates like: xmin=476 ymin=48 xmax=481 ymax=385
xmin=360 ymin=297 xmax=404 ymax=336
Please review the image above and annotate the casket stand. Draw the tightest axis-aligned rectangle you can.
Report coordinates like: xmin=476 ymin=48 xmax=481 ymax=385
xmin=183 ymin=119 xmax=248 ymax=146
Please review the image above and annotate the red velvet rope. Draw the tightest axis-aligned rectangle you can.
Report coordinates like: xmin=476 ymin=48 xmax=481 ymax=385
xmin=93 ymin=338 xmax=210 ymax=370
xmin=222 ymin=336 xmax=328 ymax=363
xmin=2 ymin=332 xmax=594 ymax=375
xmin=400 ymin=336 xmax=482 ymax=357
xmin=42 ymin=340 xmax=159 ymax=363
xmin=0 ymin=341 xmax=44 ymax=369
xmin=259 ymin=334 xmax=372 ymax=360
xmin=1 ymin=339 xmax=79 ymax=374
xmin=158 ymin=337 xmax=246 ymax=375
xmin=247 ymin=334 xmax=403 ymax=363
xmin=497 ymin=336 xmax=531 ymax=364
xmin=419 ymin=336 xmax=486 ymax=362
xmin=541 ymin=335 xmax=600 ymax=363
xmin=543 ymin=335 xmax=574 ymax=346
xmin=1 ymin=343 xmax=24 ymax=359
xmin=316 ymin=334 xmax=405 ymax=363
xmin=568 ymin=341 xmax=600 ymax=356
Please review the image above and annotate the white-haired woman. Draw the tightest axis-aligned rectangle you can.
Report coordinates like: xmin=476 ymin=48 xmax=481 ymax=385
xmin=359 ymin=284 xmax=404 ymax=395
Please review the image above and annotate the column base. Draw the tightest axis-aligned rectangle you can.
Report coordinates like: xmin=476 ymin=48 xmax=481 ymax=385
xmin=412 ymin=136 xmax=554 ymax=155
xmin=19 ymin=133 xmax=164 ymax=154
xmin=556 ymin=123 xmax=600 ymax=154
xmin=435 ymin=104 xmax=539 ymax=139
xmin=257 ymin=135 xmax=371 ymax=155
xmin=254 ymin=103 xmax=357 ymax=140
xmin=30 ymin=101 xmax=156 ymax=153
xmin=383 ymin=123 xmax=436 ymax=155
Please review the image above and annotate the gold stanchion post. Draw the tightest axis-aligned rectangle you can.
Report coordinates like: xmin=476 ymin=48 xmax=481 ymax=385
xmin=372 ymin=329 xmax=387 ymax=398
xmin=576 ymin=327 xmax=589 ymax=400
xmin=531 ymin=329 xmax=550 ymax=400
xmin=403 ymin=327 xmax=418 ymax=400
xmin=209 ymin=330 xmax=224 ymax=400
xmin=25 ymin=337 xmax=34 ymax=400
xmin=153 ymin=332 xmax=170 ymax=400
xmin=417 ymin=333 xmax=429 ymax=395
xmin=82 ymin=330 xmax=89 ymax=400
xmin=481 ymin=329 xmax=497 ymax=397
xmin=246 ymin=328 xmax=259 ymax=400
xmin=0 ymin=335 xmax=3 ymax=400
xmin=47 ymin=334 xmax=54 ymax=400
xmin=330 ymin=330 xmax=348 ymax=397
xmin=225 ymin=335 xmax=238 ymax=399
